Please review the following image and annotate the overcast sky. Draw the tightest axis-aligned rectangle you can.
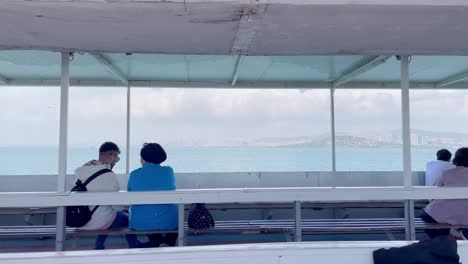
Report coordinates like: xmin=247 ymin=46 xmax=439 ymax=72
xmin=1 ymin=86 xmax=468 ymax=147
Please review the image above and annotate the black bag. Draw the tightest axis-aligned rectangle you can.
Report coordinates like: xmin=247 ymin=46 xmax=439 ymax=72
xmin=188 ymin=203 xmax=215 ymax=229
xmin=373 ymin=237 xmax=459 ymax=264
xmin=66 ymin=168 xmax=112 ymax=227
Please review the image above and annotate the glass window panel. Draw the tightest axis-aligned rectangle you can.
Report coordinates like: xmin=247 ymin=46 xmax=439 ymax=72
xmin=130 ymin=88 xmax=331 ymax=173
xmin=410 ymin=90 xmax=468 ymax=172
xmin=68 ymin=87 xmax=127 ymax=174
xmin=335 ymin=89 xmax=402 ymax=172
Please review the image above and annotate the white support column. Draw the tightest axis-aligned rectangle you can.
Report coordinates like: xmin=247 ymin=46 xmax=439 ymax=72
xmin=178 ymin=204 xmax=185 ymax=246
xmin=330 ymin=87 xmax=337 ymax=172
xmin=400 ymin=55 xmax=415 ymax=240
xmin=125 ymin=84 xmax=131 ymax=176
xmin=56 ymin=52 xmax=70 ymax=251
xmin=401 ymin=55 xmax=412 ymax=188
xmin=294 ymin=201 xmax=302 ymax=242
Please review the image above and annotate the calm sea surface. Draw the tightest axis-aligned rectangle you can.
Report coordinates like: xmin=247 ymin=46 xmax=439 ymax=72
xmin=0 ymin=147 xmax=446 ymax=175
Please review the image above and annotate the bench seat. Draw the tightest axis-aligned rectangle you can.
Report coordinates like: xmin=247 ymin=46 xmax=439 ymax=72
xmin=0 ymin=218 xmax=464 ymax=239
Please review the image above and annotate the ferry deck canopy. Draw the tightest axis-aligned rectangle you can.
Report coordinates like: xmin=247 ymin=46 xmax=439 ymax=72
xmin=2 ymin=1 xmax=468 ymax=250
xmin=1 ymin=1 xmax=468 ymax=88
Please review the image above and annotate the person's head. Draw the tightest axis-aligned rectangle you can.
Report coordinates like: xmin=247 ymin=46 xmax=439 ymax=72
xmin=140 ymin=143 xmax=167 ymax=166
xmin=436 ymin=149 xmax=452 ymax=162
xmin=452 ymin=148 xmax=468 ymax=167
xmin=98 ymin=141 xmax=120 ymax=169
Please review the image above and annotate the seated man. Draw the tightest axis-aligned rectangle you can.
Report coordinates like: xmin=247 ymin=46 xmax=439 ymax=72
xmin=421 ymin=147 xmax=468 ymax=239
xmin=128 ymin=143 xmax=178 ymax=247
xmin=75 ymin=141 xmax=138 ymax=249
xmin=425 ymin=149 xmax=455 ymax=186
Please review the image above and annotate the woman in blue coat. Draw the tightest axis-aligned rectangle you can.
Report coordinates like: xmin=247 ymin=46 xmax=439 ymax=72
xmin=128 ymin=143 xmax=178 ymax=247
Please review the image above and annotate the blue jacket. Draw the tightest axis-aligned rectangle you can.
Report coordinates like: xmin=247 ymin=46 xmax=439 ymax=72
xmin=128 ymin=163 xmax=178 ymax=230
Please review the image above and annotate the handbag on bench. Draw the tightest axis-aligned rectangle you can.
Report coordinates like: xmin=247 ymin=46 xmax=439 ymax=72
xmin=187 ymin=203 xmax=215 ymax=229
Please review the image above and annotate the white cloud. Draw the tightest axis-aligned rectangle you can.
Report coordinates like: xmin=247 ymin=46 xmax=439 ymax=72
xmin=131 ymin=88 xmax=185 ymax=118
xmin=410 ymin=90 xmax=468 ymax=133
xmin=2 ymin=87 xmax=468 ymax=147
xmin=69 ymin=87 xmax=127 ymax=119
xmin=335 ymin=90 xmax=402 ymax=133
xmin=0 ymin=86 xmax=59 ymax=122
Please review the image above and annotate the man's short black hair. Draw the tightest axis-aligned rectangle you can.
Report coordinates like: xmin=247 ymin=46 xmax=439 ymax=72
xmin=140 ymin=143 xmax=167 ymax=164
xmin=99 ymin=141 xmax=120 ymax=154
xmin=436 ymin=149 xmax=452 ymax=162
xmin=453 ymin=147 xmax=468 ymax=167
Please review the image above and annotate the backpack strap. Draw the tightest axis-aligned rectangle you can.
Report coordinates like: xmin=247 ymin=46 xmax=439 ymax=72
xmin=82 ymin=168 xmax=112 ymax=216
xmin=82 ymin=168 xmax=112 ymax=187
xmin=90 ymin=205 xmax=100 ymax=215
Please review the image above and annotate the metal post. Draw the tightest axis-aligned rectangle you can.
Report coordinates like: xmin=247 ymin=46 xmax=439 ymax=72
xmin=125 ymin=84 xmax=131 ymax=176
xmin=404 ymin=200 xmax=416 ymax=240
xmin=404 ymin=201 xmax=409 ymax=239
xmin=294 ymin=201 xmax=302 ymax=242
xmin=408 ymin=200 xmax=416 ymax=240
xmin=56 ymin=52 xmax=70 ymax=251
xmin=400 ymin=55 xmax=415 ymax=240
xmin=56 ymin=207 xmax=66 ymax=249
xmin=178 ymin=203 xmax=185 ymax=246
xmin=330 ymin=87 xmax=337 ymax=172
xmin=401 ymin=55 xmax=412 ymax=188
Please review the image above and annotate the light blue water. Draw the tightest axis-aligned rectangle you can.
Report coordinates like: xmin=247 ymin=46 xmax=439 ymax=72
xmin=0 ymin=147 xmax=444 ymax=175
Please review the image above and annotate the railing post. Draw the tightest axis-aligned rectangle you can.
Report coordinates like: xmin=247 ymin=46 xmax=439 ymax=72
xmin=294 ymin=201 xmax=302 ymax=242
xmin=178 ymin=203 xmax=185 ymax=246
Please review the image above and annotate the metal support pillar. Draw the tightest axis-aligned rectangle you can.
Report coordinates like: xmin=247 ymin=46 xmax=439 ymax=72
xmin=401 ymin=55 xmax=412 ymax=188
xmin=178 ymin=204 xmax=185 ymax=246
xmin=56 ymin=207 xmax=66 ymax=250
xmin=125 ymin=84 xmax=131 ymax=176
xmin=330 ymin=87 xmax=337 ymax=172
xmin=400 ymin=55 xmax=415 ymax=240
xmin=56 ymin=52 xmax=70 ymax=251
xmin=294 ymin=201 xmax=302 ymax=242
xmin=404 ymin=200 xmax=416 ymax=240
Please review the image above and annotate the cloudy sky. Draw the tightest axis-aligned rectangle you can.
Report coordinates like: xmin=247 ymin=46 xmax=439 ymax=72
xmin=1 ymin=86 xmax=468 ymax=147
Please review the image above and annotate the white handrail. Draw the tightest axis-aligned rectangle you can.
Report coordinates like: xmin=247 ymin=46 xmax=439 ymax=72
xmin=0 ymin=186 xmax=467 ymax=208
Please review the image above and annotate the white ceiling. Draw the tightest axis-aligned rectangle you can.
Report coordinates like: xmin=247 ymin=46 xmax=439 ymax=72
xmin=2 ymin=1 xmax=468 ymax=55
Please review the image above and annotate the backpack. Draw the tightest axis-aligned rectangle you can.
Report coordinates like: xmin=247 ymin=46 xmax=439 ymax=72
xmin=373 ymin=237 xmax=459 ymax=264
xmin=187 ymin=203 xmax=215 ymax=229
xmin=66 ymin=168 xmax=112 ymax=227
